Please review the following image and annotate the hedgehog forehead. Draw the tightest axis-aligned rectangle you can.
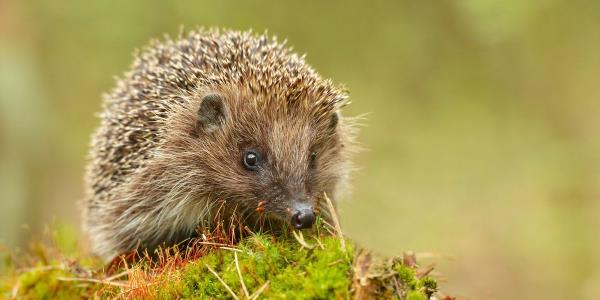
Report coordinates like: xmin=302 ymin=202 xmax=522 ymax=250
xmin=229 ymin=96 xmax=315 ymax=146
xmin=269 ymin=118 xmax=312 ymax=150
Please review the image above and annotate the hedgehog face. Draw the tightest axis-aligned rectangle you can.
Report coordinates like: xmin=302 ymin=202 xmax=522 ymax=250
xmin=192 ymin=87 xmax=344 ymax=230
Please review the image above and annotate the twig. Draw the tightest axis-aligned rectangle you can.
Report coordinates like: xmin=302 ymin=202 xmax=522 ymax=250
xmin=234 ymin=252 xmax=250 ymax=299
xmin=323 ymin=192 xmax=346 ymax=252
xmin=206 ymin=264 xmax=240 ymax=300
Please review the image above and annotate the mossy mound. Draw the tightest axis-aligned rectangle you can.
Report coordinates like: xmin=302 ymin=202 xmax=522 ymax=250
xmin=1 ymin=223 xmax=438 ymax=299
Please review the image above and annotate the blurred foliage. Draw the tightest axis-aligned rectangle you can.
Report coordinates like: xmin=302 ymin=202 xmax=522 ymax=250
xmin=0 ymin=0 xmax=599 ymax=299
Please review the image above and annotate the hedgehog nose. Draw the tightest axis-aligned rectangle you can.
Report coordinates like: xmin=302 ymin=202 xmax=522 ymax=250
xmin=291 ymin=208 xmax=315 ymax=229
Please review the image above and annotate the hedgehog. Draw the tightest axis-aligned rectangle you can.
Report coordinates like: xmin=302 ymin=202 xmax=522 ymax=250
xmin=83 ymin=28 xmax=358 ymax=261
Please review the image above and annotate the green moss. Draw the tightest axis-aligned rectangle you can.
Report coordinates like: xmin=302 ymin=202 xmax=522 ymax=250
xmin=420 ymin=277 xmax=438 ymax=297
xmin=1 ymin=223 xmax=437 ymax=299
xmin=396 ymin=263 xmax=418 ymax=289
xmin=14 ymin=266 xmax=96 ymax=299
xmin=406 ymin=290 xmax=427 ymax=300
xmin=393 ymin=260 xmax=438 ymax=299
xmin=179 ymin=233 xmax=352 ymax=299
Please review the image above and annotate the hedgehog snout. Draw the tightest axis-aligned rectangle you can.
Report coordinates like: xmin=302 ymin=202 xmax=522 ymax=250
xmin=289 ymin=202 xmax=315 ymax=229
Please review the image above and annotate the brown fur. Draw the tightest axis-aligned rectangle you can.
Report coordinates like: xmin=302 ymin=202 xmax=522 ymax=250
xmin=84 ymin=28 xmax=358 ymax=261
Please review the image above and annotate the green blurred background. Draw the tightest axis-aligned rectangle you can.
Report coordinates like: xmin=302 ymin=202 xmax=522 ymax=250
xmin=1 ymin=1 xmax=599 ymax=299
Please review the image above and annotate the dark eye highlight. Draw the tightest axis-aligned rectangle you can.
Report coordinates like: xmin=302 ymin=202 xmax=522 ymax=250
xmin=243 ymin=150 xmax=260 ymax=171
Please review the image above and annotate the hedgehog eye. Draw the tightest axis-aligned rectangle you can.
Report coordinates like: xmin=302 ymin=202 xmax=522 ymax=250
xmin=243 ymin=150 xmax=260 ymax=171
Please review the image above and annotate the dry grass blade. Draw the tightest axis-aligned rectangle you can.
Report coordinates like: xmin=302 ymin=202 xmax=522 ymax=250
xmin=56 ymin=277 xmax=131 ymax=288
xmin=312 ymin=236 xmax=325 ymax=250
xmin=104 ymin=269 xmax=132 ymax=282
xmin=416 ymin=251 xmax=456 ymax=261
xmin=327 ymin=259 xmax=344 ymax=266
xmin=320 ymin=220 xmax=336 ymax=235
xmin=206 ymin=264 xmax=240 ymax=300
xmin=292 ymin=230 xmax=315 ymax=249
xmin=416 ymin=265 xmax=435 ymax=279
xmin=197 ymin=241 xmax=233 ymax=247
xmin=220 ymin=246 xmax=243 ymax=252
xmin=249 ymin=280 xmax=270 ymax=300
xmin=323 ymin=192 xmax=346 ymax=252
xmin=234 ymin=252 xmax=250 ymax=299
xmin=11 ymin=282 xmax=20 ymax=298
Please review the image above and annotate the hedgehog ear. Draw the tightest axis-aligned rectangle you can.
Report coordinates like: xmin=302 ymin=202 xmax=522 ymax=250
xmin=328 ymin=111 xmax=339 ymax=132
xmin=197 ymin=94 xmax=226 ymax=134
xmin=330 ymin=111 xmax=339 ymax=129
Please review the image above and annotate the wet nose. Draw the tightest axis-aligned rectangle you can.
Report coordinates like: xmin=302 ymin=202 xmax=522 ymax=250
xmin=291 ymin=208 xmax=315 ymax=229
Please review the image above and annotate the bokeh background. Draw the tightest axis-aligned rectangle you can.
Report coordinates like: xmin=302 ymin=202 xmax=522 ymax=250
xmin=1 ymin=1 xmax=599 ymax=299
